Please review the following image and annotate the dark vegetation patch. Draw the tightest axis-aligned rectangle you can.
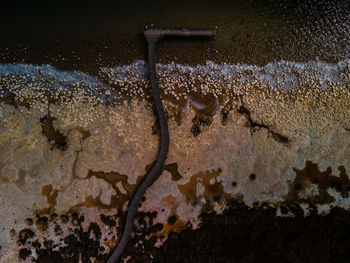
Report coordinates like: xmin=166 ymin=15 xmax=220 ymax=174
xmin=71 ymin=212 xmax=85 ymax=227
xmin=60 ymin=215 xmax=69 ymax=224
xmin=100 ymin=214 xmax=116 ymax=228
xmin=33 ymin=226 xmax=106 ymax=263
xmin=118 ymin=211 xmax=164 ymax=262
xmin=167 ymin=215 xmax=177 ymax=225
xmin=18 ymin=211 xmax=108 ymax=263
xmin=132 ymin=200 xmax=350 ymax=263
xmin=36 ymin=216 xmax=49 ymax=232
xmin=237 ymin=105 xmax=290 ymax=144
xmin=54 ymin=224 xmax=63 ymax=235
xmin=19 ymin=248 xmax=32 ymax=261
xmin=40 ymin=115 xmax=67 ymax=151
xmin=17 ymin=229 xmax=35 ymax=245
xmin=17 ymin=209 xmax=165 ymax=263
xmin=88 ymin=223 xmax=102 ymax=241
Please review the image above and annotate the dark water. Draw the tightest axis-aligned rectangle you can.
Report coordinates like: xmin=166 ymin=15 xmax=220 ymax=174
xmin=1 ymin=0 xmax=350 ymax=75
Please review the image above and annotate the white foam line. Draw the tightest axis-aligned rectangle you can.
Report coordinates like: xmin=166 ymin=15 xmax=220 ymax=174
xmin=103 ymin=59 xmax=350 ymax=91
xmin=0 ymin=63 xmax=120 ymax=102
xmin=1 ymin=59 xmax=350 ymax=99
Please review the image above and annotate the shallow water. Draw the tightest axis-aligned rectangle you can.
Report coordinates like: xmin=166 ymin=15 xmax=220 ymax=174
xmin=1 ymin=0 xmax=350 ymax=74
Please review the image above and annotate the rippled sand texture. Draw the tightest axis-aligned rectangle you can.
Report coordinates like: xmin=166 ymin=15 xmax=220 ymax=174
xmin=1 ymin=59 xmax=350 ymax=261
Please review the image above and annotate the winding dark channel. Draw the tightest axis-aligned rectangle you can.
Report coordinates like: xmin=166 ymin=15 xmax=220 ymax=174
xmin=106 ymin=27 xmax=215 ymax=263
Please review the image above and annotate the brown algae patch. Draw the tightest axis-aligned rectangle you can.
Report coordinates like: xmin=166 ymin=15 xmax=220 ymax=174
xmin=288 ymin=161 xmax=350 ymax=204
xmin=178 ymin=168 xmax=223 ymax=203
xmin=68 ymin=169 xmax=143 ymax=212
xmin=41 ymin=184 xmax=59 ymax=207
xmin=163 ymin=163 xmax=182 ymax=181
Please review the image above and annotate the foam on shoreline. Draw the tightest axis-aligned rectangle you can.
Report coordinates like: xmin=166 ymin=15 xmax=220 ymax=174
xmin=0 ymin=59 xmax=349 ymax=101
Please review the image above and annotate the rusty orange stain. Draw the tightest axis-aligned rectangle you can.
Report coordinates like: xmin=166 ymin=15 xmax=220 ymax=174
xmin=68 ymin=170 xmax=143 ymax=212
xmin=41 ymin=184 xmax=58 ymax=206
xmin=153 ymin=195 xmax=188 ymax=237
